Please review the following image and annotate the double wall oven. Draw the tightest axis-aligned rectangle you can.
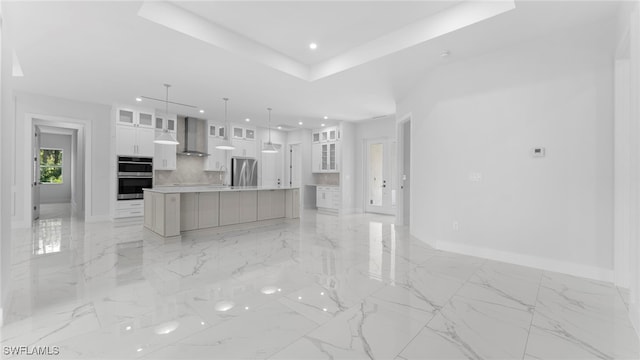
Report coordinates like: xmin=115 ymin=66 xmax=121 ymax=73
xmin=117 ymin=156 xmax=153 ymax=200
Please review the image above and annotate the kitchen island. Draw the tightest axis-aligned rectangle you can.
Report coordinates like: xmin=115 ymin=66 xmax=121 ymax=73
xmin=143 ymin=186 xmax=300 ymax=237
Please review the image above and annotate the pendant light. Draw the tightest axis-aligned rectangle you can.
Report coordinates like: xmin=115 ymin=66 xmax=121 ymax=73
xmin=216 ymin=97 xmax=235 ymax=150
xmin=262 ymin=107 xmax=278 ymax=153
xmin=154 ymin=84 xmax=179 ymax=145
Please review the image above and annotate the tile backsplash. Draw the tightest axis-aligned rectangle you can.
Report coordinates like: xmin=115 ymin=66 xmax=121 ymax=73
xmin=313 ymin=173 xmax=340 ymax=186
xmin=155 ymin=156 xmax=224 ymax=186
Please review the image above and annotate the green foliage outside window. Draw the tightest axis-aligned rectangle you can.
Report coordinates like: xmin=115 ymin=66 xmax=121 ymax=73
xmin=40 ymin=149 xmax=63 ymax=184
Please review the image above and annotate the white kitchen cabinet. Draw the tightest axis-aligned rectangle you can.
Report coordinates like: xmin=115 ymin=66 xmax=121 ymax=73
xmin=316 ymin=186 xmax=340 ymax=214
xmin=180 ymin=193 xmax=198 ymax=231
xmin=144 ymin=191 xmax=180 ymax=237
xmin=116 ymin=107 xmax=156 ymax=157
xmin=257 ymin=190 xmax=285 ymax=220
xmin=118 ymin=108 xmax=154 ymax=128
xmin=205 ymin=133 xmax=228 ymax=172
xmin=116 ymin=199 xmax=144 ymax=219
xmin=155 ymin=114 xmax=176 ymax=133
xmin=198 ymin=192 xmax=220 ymax=228
xmin=239 ymin=191 xmax=258 ymax=223
xmin=311 ymin=126 xmax=339 ymax=173
xmin=116 ymin=125 xmax=154 ymax=157
xmin=219 ymin=192 xmax=240 ymax=225
xmin=231 ymin=139 xmax=256 ymax=158
xmin=232 ymin=126 xmax=244 ymax=139
xmin=220 ymin=191 xmax=257 ymax=225
xmin=154 ymin=141 xmax=177 ymax=170
xmin=285 ymin=189 xmax=300 ymax=219
xmin=180 ymin=192 xmax=220 ymax=230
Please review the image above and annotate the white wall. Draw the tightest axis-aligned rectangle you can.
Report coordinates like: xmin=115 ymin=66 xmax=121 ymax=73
xmin=11 ymin=92 xmax=111 ymax=225
xmin=0 ymin=0 xmax=8 ymax=324
xmin=39 ymin=133 xmax=72 ymax=204
xmin=616 ymin=1 xmax=640 ymax=337
xmin=397 ymin=21 xmax=616 ymax=281
xmin=354 ymin=116 xmax=396 ymax=213
xmin=339 ymin=122 xmax=356 ymax=214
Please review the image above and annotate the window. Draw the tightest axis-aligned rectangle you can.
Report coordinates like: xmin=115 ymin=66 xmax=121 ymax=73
xmin=40 ymin=148 xmax=63 ymax=184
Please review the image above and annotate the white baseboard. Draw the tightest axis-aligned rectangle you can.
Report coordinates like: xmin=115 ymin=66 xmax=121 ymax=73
xmin=425 ymin=238 xmax=614 ymax=283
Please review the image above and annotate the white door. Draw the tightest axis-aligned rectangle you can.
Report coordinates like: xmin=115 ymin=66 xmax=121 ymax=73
xmin=289 ymin=144 xmax=301 ymax=187
xmin=261 ymin=146 xmax=283 ymax=187
xmin=32 ymin=126 xmax=41 ymax=220
xmin=365 ymin=139 xmax=396 ymax=215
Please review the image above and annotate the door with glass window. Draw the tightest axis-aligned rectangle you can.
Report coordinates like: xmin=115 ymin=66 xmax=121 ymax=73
xmin=32 ymin=126 xmax=41 ymax=220
xmin=365 ymin=139 xmax=396 ymax=215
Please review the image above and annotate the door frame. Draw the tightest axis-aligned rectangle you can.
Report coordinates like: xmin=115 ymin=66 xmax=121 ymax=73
xmin=396 ymin=113 xmax=412 ymax=226
xmin=22 ymin=113 xmax=91 ymax=227
xmin=363 ymin=136 xmax=395 ymax=215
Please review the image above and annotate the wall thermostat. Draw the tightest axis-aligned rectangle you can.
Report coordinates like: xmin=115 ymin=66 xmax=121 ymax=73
xmin=531 ymin=147 xmax=545 ymax=157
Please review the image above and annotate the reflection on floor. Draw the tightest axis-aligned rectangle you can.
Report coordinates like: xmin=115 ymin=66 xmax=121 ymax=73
xmin=1 ymin=206 xmax=638 ymax=359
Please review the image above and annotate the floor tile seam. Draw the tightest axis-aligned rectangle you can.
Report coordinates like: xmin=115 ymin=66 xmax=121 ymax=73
xmin=389 ymin=311 xmax=439 ymax=359
xmin=520 ymin=269 xmax=545 ymax=360
xmin=263 ymin=313 xmax=328 ymax=360
xmin=389 ymin=257 xmax=486 ymax=359
xmin=615 ymin=286 xmax=631 ymax=312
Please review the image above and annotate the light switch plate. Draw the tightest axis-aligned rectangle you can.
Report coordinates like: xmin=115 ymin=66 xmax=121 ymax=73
xmin=531 ymin=147 xmax=545 ymax=157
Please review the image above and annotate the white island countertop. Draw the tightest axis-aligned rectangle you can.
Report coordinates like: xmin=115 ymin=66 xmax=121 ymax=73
xmin=144 ymin=185 xmax=299 ymax=194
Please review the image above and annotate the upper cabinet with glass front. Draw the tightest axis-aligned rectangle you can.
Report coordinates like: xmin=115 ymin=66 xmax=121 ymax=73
xmin=154 ymin=114 xmax=177 ymax=133
xmin=311 ymin=125 xmax=340 ymax=173
xmin=117 ymin=108 xmax=155 ymax=129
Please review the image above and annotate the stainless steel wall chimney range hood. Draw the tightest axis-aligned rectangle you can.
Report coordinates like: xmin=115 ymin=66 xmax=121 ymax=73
xmin=177 ymin=116 xmax=209 ymax=157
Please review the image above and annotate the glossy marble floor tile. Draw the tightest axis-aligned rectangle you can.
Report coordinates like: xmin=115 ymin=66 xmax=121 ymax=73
xmin=1 ymin=203 xmax=638 ymax=359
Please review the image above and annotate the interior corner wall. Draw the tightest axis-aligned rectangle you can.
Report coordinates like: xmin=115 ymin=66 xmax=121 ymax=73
xmin=619 ymin=0 xmax=640 ymax=337
xmin=12 ymin=92 xmax=111 ymax=224
xmin=396 ymin=22 xmax=616 ymax=281
xmin=354 ymin=116 xmax=396 ymax=213
xmin=39 ymin=133 xmax=72 ymax=204
xmin=0 ymin=0 xmax=8 ymax=324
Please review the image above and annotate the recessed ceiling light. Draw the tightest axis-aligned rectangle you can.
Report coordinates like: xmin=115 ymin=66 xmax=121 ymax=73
xmin=245 ymin=118 xmax=250 ymax=122
xmin=441 ymin=50 xmax=450 ymax=57
xmin=321 ymin=124 xmax=325 ymax=127
xmin=135 ymin=97 xmax=142 ymax=102
xmin=298 ymin=122 xmax=303 ymax=125
xmin=199 ymin=109 xmax=205 ymax=113
xmin=323 ymin=116 xmax=328 ymax=120
xmin=309 ymin=43 xmax=317 ymax=50
xmin=277 ymin=126 xmax=282 ymax=129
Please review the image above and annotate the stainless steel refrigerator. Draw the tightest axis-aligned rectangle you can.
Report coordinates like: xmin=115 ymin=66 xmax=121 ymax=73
xmin=231 ymin=157 xmax=258 ymax=187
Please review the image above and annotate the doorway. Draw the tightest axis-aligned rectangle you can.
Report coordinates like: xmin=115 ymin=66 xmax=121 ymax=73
xmin=34 ymin=125 xmax=78 ymax=220
xmin=26 ymin=115 xmax=89 ymax=226
xmin=365 ymin=138 xmax=396 ymax=215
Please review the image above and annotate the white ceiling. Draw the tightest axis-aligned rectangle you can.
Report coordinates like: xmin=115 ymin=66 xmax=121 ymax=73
xmin=3 ymin=1 xmax=621 ymax=129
